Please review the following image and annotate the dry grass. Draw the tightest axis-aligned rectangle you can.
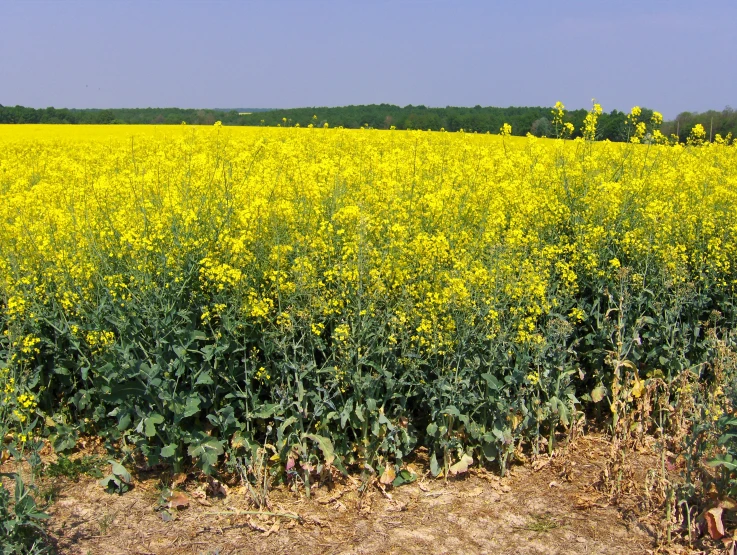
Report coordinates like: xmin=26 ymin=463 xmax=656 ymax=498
xmin=0 ymin=434 xmax=686 ymax=555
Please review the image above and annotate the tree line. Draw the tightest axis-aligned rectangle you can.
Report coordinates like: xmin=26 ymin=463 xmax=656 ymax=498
xmin=0 ymin=106 xmax=270 ymax=126
xmin=2 ymin=103 xmax=735 ymax=142
xmin=661 ymin=106 xmax=737 ymax=143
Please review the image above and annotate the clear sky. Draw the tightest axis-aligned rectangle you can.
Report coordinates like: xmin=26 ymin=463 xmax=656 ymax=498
xmin=1 ymin=0 xmax=735 ymax=118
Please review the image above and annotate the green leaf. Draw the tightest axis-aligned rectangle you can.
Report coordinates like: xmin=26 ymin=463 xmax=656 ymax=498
xmin=99 ymin=474 xmax=127 ymax=494
xmin=430 ymin=453 xmax=441 ymax=477
xmin=378 ymin=413 xmax=393 ymax=429
xmin=355 ymin=404 xmax=365 ymax=423
xmin=51 ymin=424 xmax=79 ymax=453
xmin=340 ymin=398 xmax=354 ymax=428
xmin=251 ymin=403 xmax=278 ymax=419
xmin=107 ymin=380 xmax=149 ymax=403
xmin=303 ymin=433 xmax=336 ymax=465
xmin=195 ymin=371 xmax=214 ymax=386
xmin=187 ymin=436 xmax=224 ymax=472
xmin=160 ymin=444 xmax=177 ymax=458
xmin=109 ymin=460 xmax=131 ymax=484
xmin=392 ymin=469 xmax=417 ymax=487
xmin=183 ymin=395 xmax=201 ymax=418
xmin=441 ymin=406 xmax=460 ymax=417
xmin=117 ymin=413 xmax=132 ymax=431
xmin=481 ymin=372 xmax=500 ymax=391
xmin=144 ymin=413 xmax=164 ymax=437
xmin=303 ymin=433 xmax=347 ymax=475
xmin=481 ymin=441 xmax=497 ymax=462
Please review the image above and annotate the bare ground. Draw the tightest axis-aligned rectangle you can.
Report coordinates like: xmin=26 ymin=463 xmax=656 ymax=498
xmin=7 ymin=435 xmax=684 ymax=555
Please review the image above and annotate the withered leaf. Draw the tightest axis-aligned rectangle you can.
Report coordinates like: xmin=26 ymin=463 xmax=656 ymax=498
xmin=171 ymin=473 xmax=188 ymax=488
xmin=207 ymin=478 xmax=229 ymax=498
xmin=705 ymin=507 xmax=726 ymax=540
xmin=380 ymin=466 xmax=396 ymax=485
xmin=591 ymin=385 xmax=606 ymax=403
xmin=167 ymin=491 xmax=190 ymax=510
xmin=449 ymin=454 xmax=474 ymax=476
xmin=191 ymin=488 xmax=211 ymax=506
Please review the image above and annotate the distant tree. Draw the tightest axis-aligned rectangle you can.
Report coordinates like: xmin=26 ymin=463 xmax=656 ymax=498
xmin=530 ymin=117 xmax=553 ymax=137
xmin=95 ymin=110 xmax=115 ymax=124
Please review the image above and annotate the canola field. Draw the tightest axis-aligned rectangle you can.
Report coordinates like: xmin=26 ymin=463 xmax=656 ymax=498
xmin=1 ymin=117 xmax=736 ymax=479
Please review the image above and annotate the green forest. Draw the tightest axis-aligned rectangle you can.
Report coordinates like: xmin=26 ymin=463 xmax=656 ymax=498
xmin=1 ymin=103 xmax=735 ymax=142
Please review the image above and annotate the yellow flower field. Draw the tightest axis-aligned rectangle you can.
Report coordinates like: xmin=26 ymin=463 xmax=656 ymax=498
xmin=1 ymin=118 xmax=736 ymax=477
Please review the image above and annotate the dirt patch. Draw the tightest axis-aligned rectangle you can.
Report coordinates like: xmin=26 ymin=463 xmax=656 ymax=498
xmin=10 ymin=435 xmax=672 ymax=554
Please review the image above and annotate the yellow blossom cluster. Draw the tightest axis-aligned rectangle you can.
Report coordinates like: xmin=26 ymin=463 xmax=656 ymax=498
xmin=0 ymin=121 xmax=736 ymax=410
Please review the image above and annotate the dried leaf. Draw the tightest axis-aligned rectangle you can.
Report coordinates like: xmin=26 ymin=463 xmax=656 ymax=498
xmin=448 ymin=453 xmax=474 ymax=476
xmin=705 ymin=507 xmax=726 ymax=540
xmin=245 ymin=517 xmax=268 ymax=533
xmin=387 ymin=500 xmax=408 ymax=512
xmin=167 ymin=491 xmax=190 ymax=510
xmin=207 ymin=478 xmax=229 ymax=498
xmin=380 ymin=466 xmax=396 ymax=485
xmin=463 ymin=486 xmax=483 ymax=498
xmin=191 ymin=488 xmax=211 ymax=506
xmin=532 ymin=458 xmax=551 ymax=471
xmin=376 ymin=482 xmax=393 ymax=500
xmin=317 ymin=490 xmax=345 ymax=505
xmin=510 ymin=413 xmax=522 ymax=430
xmin=171 ymin=473 xmax=188 ymax=488
xmin=418 ymin=482 xmax=430 ymax=492
xmin=263 ymin=520 xmax=280 ymax=537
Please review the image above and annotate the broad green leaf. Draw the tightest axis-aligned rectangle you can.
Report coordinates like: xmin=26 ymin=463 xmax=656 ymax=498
xmin=340 ymin=398 xmax=354 ymax=428
xmin=183 ymin=395 xmax=201 ymax=418
xmin=109 ymin=460 xmax=131 ymax=484
xmin=442 ymin=406 xmax=460 ymax=417
xmin=144 ymin=413 xmax=164 ymax=437
xmin=303 ymin=433 xmax=347 ymax=475
xmin=251 ymin=403 xmax=278 ymax=419
xmin=161 ymin=444 xmax=177 ymax=458
xmin=187 ymin=436 xmax=225 ymax=471
xmin=355 ymin=405 xmax=365 ymax=423
xmin=481 ymin=372 xmax=500 ymax=391
xmin=392 ymin=469 xmax=417 ymax=487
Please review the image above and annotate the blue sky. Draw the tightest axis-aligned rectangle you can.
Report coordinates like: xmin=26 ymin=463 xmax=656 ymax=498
xmin=1 ymin=0 xmax=734 ymax=118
